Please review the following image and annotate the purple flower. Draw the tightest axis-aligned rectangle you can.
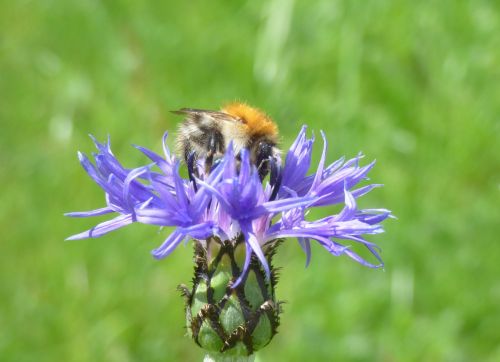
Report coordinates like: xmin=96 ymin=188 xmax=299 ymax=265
xmin=197 ymin=145 xmax=316 ymax=285
xmin=67 ymin=128 xmax=392 ymax=286
xmin=65 ymin=136 xmax=160 ymax=239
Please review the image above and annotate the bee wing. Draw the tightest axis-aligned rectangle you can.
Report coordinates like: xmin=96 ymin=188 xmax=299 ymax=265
xmin=171 ymin=108 xmax=242 ymax=123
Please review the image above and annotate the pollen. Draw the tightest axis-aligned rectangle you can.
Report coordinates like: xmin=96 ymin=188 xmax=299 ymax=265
xmin=222 ymin=102 xmax=278 ymax=138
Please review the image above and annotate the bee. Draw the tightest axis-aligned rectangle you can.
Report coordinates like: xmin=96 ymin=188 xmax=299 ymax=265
xmin=173 ymin=102 xmax=282 ymax=196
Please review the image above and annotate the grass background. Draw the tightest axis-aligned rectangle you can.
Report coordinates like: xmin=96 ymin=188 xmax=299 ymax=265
xmin=1 ymin=0 xmax=499 ymax=361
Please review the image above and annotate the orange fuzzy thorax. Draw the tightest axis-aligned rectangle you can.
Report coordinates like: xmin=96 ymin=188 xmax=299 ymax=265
xmin=222 ymin=102 xmax=278 ymax=139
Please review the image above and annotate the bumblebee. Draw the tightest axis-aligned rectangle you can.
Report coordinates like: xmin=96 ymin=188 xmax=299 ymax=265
xmin=174 ymin=103 xmax=281 ymax=193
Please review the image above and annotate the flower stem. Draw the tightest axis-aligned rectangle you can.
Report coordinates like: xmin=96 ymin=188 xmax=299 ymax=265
xmin=203 ymin=353 xmax=255 ymax=362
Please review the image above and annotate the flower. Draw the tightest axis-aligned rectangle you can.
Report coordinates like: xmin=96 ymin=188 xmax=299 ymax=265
xmin=67 ymin=126 xmax=393 ymax=356
xmin=66 ymin=127 xmax=391 ymax=286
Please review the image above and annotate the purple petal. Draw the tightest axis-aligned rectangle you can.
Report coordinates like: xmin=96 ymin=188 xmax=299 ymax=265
xmin=298 ymin=237 xmax=312 ymax=267
xmin=136 ymin=207 xmax=189 ymax=226
xmin=66 ymin=214 xmax=133 ymax=240
xmin=260 ymin=195 xmax=316 ymax=215
xmin=151 ymin=230 xmax=186 ymax=259
xmin=336 ymin=185 xmax=356 ymax=221
xmin=310 ymin=131 xmax=328 ymax=192
xmin=123 ymin=167 xmax=150 ymax=213
xmin=77 ymin=152 xmax=107 ymax=190
xmin=243 ymin=223 xmax=270 ymax=277
xmin=182 ymin=222 xmax=216 ymax=240
xmin=233 ymin=242 xmax=253 ymax=288
xmin=65 ymin=207 xmax=114 ymax=217
xmin=162 ymin=132 xmax=173 ymax=161
xmin=342 ymin=248 xmax=383 ymax=268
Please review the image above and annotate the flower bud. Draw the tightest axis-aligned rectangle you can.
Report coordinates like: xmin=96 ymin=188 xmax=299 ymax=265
xmin=179 ymin=236 xmax=282 ymax=357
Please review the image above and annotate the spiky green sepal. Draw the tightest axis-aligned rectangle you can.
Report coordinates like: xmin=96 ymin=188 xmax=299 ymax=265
xmin=178 ymin=235 xmax=283 ymax=356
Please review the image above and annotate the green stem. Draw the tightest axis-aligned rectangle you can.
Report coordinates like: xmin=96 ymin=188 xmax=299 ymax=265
xmin=203 ymin=352 xmax=255 ymax=362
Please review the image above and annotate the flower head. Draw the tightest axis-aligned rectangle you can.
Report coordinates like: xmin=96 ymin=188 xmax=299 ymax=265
xmin=67 ymin=128 xmax=392 ymax=286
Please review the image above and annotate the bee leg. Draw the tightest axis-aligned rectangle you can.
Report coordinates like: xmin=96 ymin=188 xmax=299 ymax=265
xmin=187 ymin=151 xmax=198 ymax=192
xmin=269 ymin=157 xmax=282 ymax=201
xmin=205 ymin=131 xmax=224 ymax=173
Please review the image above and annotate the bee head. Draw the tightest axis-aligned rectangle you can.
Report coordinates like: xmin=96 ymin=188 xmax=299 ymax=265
xmin=250 ymin=137 xmax=281 ymax=180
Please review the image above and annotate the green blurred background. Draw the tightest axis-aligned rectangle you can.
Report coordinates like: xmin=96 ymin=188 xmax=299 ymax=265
xmin=1 ymin=0 xmax=499 ymax=361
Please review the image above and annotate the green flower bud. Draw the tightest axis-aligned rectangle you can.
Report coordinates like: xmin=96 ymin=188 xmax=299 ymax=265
xmin=179 ymin=235 xmax=283 ymax=357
